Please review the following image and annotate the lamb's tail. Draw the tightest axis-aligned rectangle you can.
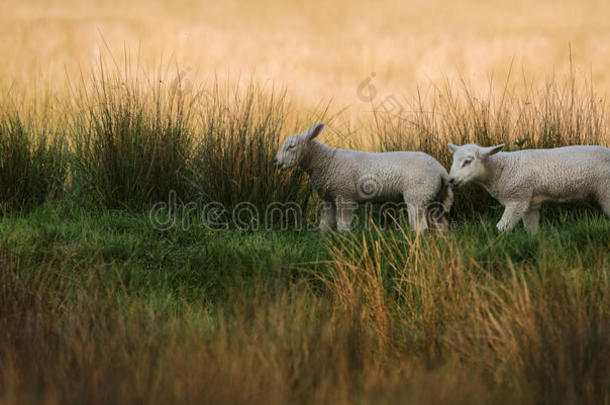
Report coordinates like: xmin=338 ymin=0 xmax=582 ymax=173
xmin=428 ymin=176 xmax=454 ymax=231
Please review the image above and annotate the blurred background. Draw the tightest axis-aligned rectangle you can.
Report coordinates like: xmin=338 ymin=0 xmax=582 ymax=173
xmin=2 ymin=0 xmax=609 ymax=112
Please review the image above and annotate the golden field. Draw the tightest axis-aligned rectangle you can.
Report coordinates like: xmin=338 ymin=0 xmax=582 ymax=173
xmin=2 ymin=0 xmax=609 ymax=113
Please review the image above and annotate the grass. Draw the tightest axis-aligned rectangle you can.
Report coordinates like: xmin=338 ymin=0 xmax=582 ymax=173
xmin=0 ymin=108 xmax=66 ymax=214
xmin=0 ymin=202 xmax=608 ymax=404
xmin=190 ymin=82 xmax=312 ymax=213
xmin=4 ymin=60 xmax=607 ymax=215
xmin=60 ymin=59 xmax=314 ymax=212
xmin=68 ymin=61 xmax=196 ymax=210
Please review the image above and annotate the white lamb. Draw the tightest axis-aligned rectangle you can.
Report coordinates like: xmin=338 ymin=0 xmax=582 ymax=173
xmin=273 ymin=123 xmax=453 ymax=232
xmin=447 ymin=143 xmax=610 ymax=233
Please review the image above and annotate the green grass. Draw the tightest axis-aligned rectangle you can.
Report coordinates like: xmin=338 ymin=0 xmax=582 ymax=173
xmin=0 ymin=201 xmax=326 ymax=302
xmin=0 ymin=110 xmax=66 ymax=214
xmin=65 ymin=63 xmax=313 ymax=213
xmin=68 ymin=63 xmax=197 ymax=210
xmin=1 ymin=202 xmax=608 ymax=404
xmin=189 ymin=83 xmax=312 ymax=214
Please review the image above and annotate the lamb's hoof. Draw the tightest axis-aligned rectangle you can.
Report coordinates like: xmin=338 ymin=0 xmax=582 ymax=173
xmin=496 ymin=222 xmax=511 ymax=233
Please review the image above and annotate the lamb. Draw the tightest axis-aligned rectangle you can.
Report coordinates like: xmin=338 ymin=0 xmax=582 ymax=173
xmin=447 ymin=143 xmax=610 ymax=233
xmin=273 ymin=123 xmax=453 ymax=232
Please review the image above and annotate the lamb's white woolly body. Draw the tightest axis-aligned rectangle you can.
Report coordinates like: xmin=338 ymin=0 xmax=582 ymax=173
xmin=274 ymin=123 xmax=453 ymax=232
xmin=448 ymin=143 xmax=610 ymax=233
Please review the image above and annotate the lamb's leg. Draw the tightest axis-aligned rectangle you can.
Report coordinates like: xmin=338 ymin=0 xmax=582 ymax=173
xmin=522 ymin=206 xmax=541 ymax=234
xmin=407 ymin=203 xmax=429 ymax=233
xmin=497 ymin=201 xmax=529 ymax=232
xmin=319 ymin=201 xmax=336 ymax=231
xmin=336 ymin=198 xmax=357 ymax=232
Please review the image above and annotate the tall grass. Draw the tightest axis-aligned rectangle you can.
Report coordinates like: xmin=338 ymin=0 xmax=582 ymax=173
xmin=69 ymin=63 xmax=197 ymax=210
xmin=0 ymin=106 xmax=66 ymax=214
xmin=189 ymin=83 xmax=311 ymax=212
xmin=324 ymin=224 xmax=610 ymax=404
xmin=1 ymin=64 xmax=607 ymax=217
xmin=64 ymin=61 xmax=312 ymax=214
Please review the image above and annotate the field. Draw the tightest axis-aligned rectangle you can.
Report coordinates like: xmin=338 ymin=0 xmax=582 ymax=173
xmin=1 ymin=0 xmax=610 ymax=404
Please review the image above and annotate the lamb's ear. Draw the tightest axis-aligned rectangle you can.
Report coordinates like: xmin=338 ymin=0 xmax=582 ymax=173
xmin=448 ymin=143 xmax=459 ymax=154
xmin=479 ymin=144 xmax=505 ymax=158
xmin=305 ymin=123 xmax=325 ymax=141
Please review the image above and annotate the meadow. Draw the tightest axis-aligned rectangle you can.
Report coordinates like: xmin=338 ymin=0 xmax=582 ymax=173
xmin=1 ymin=0 xmax=610 ymax=403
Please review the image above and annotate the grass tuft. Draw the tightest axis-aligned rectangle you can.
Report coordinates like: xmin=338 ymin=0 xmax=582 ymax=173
xmin=189 ymin=82 xmax=311 ymax=214
xmin=0 ymin=108 xmax=66 ymax=214
xmin=69 ymin=62 xmax=196 ymax=210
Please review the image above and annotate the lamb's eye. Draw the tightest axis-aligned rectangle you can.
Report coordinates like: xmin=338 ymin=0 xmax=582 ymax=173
xmin=287 ymin=144 xmax=296 ymax=149
xmin=462 ymin=159 xmax=472 ymax=167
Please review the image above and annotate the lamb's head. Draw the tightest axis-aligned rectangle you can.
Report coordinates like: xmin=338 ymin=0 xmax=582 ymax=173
xmin=447 ymin=143 xmax=504 ymax=187
xmin=273 ymin=123 xmax=325 ymax=170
